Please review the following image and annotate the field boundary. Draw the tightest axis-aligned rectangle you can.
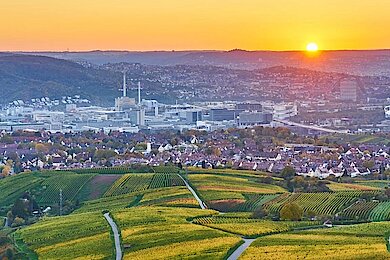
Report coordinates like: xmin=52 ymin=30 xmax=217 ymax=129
xmin=177 ymin=174 xmax=206 ymax=209
xmin=104 ymin=212 xmax=123 ymax=260
xmin=11 ymin=232 xmax=38 ymax=260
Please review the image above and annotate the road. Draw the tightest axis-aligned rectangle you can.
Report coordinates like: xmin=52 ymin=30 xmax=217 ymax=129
xmin=274 ymin=119 xmax=350 ymax=134
xmin=177 ymin=174 xmax=206 ymax=209
xmin=3 ymin=217 xmax=9 ymax=228
xmin=227 ymin=238 xmax=256 ymax=260
xmin=104 ymin=213 xmax=122 ymax=260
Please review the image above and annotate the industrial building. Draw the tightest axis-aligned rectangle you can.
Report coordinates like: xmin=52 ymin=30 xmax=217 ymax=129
xmin=238 ymin=111 xmax=273 ymax=127
xmin=210 ymin=108 xmax=239 ymax=121
xmin=236 ymin=102 xmax=262 ymax=111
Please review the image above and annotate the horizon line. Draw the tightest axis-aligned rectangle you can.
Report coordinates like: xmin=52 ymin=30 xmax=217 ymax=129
xmin=2 ymin=48 xmax=390 ymax=53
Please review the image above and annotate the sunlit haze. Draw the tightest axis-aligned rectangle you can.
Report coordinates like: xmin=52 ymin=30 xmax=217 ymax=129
xmin=306 ymin=43 xmax=319 ymax=52
xmin=1 ymin=0 xmax=390 ymax=51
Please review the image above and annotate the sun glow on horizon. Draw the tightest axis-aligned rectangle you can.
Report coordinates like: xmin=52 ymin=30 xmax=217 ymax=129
xmin=306 ymin=43 xmax=319 ymax=52
xmin=1 ymin=1 xmax=390 ymax=51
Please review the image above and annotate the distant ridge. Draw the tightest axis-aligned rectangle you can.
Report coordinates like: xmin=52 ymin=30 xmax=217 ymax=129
xmin=0 ymin=54 xmax=120 ymax=105
xmin=17 ymin=50 xmax=390 ymax=77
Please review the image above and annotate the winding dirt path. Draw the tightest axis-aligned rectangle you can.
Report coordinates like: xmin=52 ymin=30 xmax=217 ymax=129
xmin=177 ymin=174 xmax=206 ymax=209
xmin=104 ymin=212 xmax=122 ymax=260
xmin=227 ymin=238 xmax=256 ymax=260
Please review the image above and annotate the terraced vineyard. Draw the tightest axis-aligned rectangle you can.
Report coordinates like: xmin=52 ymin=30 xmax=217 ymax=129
xmin=187 ymin=172 xmax=285 ymax=209
xmin=0 ymin=172 xmax=44 ymax=207
xmin=104 ymin=173 xmax=185 ymax=197
xmin=241 ymin=222 xmax=390 ymax=259
xmin=69 ymin=166 xmax=153 ymax=174
xmin=340 ymin=201 xmax=390 ymax=221
xmin=263 ymin=191 xmax=377 ymax=216
xmin=341 ymin=201 xmax=379 ymax=220
xmin=193 ymin=215 xmax=320 ymax=237
xmin=204 ymin=193 xmax=280 ymax=212
xmin=356 ymin=180 xmax=390 ymax=189
xmin=327 ymin=182 xmax=381 ymax=191
xmin=113 ymin=207 xmax=241 ymax=259
xmin=148 ymin=173 xmax=185 ymax=189
xmin=104 ymin=174 xmax=154 ymax=196
xmin=139 ymin=187 xmax=196 ymax=207
xmin=153 ymin=166 xmax=180 ymax=174
xmin=76 ymin=186 xmax=196 ymax=213
xmin=4 ymin=167 xmax=390 ymax=260
xmin=0 ymin=171 xmax=97 ymax=212
xmin=237 ymin=194 xmax=280 ymax=211
xmin=369 ymin=202 xmax=390 ymax=221
xmin=189 ymin=173 xmax=285 ymax=194
xmin=38 ymin=173 xmax=95 ymax=204
xmin=15 ymin=212 xmax=112 ymax=259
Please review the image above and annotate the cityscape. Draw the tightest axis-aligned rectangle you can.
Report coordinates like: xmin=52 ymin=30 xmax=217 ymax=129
xmin=1 ymin=1 xmax=390 ymax=260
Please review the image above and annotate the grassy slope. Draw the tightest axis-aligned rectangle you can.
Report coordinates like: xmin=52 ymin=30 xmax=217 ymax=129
xmin=193 ymin=216 xmax=321 ymax=237
xmin=16 ymin=212 xmax=112 ymax=259
xmin=241 ymin=222 xmax=390 ymax=259
xmin=74 ymin=187 xmax=198 ymax=213
xmin=113 ymin=206 xmax=241 ymax=260
xmin=327 ymin=182 xmax=381 ymax=191
xmin=188 ymin=173 xmax=285 ymax=201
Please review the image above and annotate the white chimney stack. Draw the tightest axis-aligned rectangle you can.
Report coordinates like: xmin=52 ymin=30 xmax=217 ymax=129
xmin=138 ymin=81 xmax=141 ymax=105
xmin=123 ymin=72 xmax=127 ymax=97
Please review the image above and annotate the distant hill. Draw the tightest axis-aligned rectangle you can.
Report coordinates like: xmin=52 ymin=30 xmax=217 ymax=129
xmin=23 ymin=49 xmax=390 ymax=76
xmin=0 ymin=54 xmax=121 ymax=105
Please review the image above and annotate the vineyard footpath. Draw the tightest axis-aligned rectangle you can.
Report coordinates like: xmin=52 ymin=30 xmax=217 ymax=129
xmin=104 ymin=212 xmax=122 ymax=260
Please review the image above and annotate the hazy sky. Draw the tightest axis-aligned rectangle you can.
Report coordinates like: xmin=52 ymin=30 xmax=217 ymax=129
xmin=1 ymin=0 xmax=390 ymax=51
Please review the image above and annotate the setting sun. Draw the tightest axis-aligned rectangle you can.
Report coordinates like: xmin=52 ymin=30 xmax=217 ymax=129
xmin=306 ymin=43 xmax=319 ymax=52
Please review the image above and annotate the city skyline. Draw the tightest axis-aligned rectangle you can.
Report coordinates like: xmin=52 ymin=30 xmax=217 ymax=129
xmin=1 ymin=0 xmax=390 ymax=51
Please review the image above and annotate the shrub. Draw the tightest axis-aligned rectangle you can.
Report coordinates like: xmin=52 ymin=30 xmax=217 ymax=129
xmin=280 ymin=203 xmax=303 ymax=221
xmin=11 ymin=216 xmax=25 ymax=227
xmin=252 ymin=206 xmax=268 ymax=219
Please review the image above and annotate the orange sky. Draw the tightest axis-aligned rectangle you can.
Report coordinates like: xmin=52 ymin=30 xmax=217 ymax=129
xmin=1 ymin=0 xmax=390 ymax=51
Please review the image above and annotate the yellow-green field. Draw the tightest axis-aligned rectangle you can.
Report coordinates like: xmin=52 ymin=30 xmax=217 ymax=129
xmin=241 ymin=222 xmax=390 ymax=260
xmin=16 ymin=212 xmax=113 ymax=259
xmin=113 ymin=207 xmax=241 ymax=259
xmin=6 ymin=168 xmax=390 ymax=260
xmin=193 ymin=216 xmax=320 ymax=237
xmin=188 ymin=174 xmax=285 ymax=200
xmin=327 ymin=182 xmax=381 ymax=191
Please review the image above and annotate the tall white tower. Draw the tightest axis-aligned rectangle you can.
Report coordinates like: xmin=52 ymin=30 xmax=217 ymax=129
xmin=123 ymin=72 xmax=127 ymax=97
xmin=138 ymin=81 xmax=141 ymax=105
